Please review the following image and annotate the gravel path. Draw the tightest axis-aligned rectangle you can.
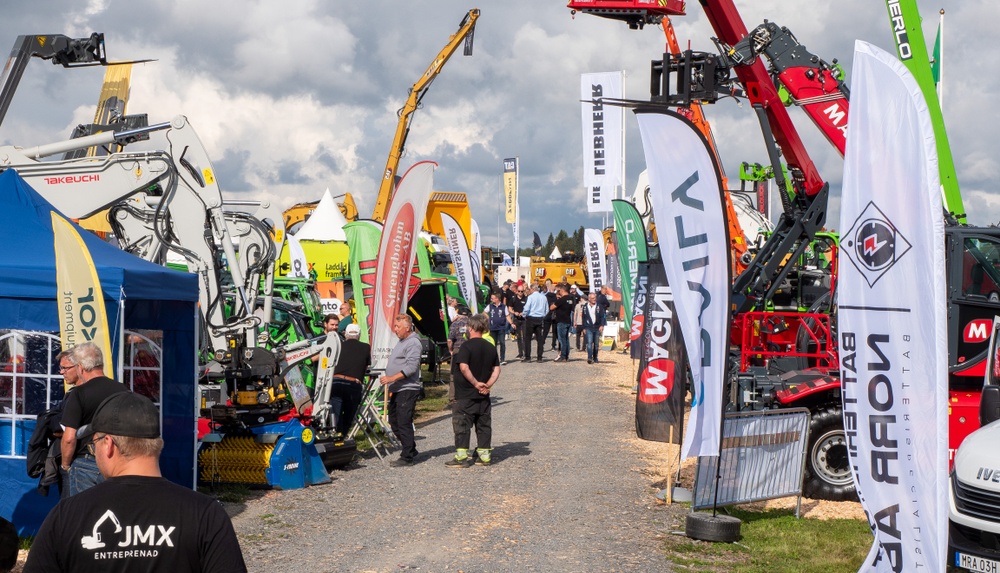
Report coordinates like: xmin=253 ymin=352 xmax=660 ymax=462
xmin=228 ymin=344 xmax=677 ymax=572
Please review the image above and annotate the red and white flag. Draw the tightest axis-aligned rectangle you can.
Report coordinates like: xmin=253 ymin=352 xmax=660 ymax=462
xmin=370 ymin=161 xmax=437 ymax=368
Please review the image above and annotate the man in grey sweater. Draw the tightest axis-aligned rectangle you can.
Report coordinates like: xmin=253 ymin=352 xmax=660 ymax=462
xmin=379 ymin=314 xmax=424 ymax=467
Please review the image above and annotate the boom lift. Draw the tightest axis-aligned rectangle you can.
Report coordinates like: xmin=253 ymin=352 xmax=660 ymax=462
xmin=0 ymin=34 xmax=107 ymax=127
xmin=568 ymin=0 xmax=852 ymax=500
xmin=370 ymin=8 xmax=479 ymax=222
xmin=658 ymin=15 xmax=756 ymax=274
xmin=702 ymin=3 xmax=1000 ymax=468
xmin=0 ymin=33 xmax=152 ymax=129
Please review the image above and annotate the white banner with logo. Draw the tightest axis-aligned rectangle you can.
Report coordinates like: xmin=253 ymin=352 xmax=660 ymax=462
xmin=581 ymin=71 xmax=623 ymax=213
xmin=371 ymin=161 xmax=437 ymax=369
xmin=441 ymin=212 xmax=479 ymax=314
xmin=838 ymin=41 xmax=947 ymax=572
xmin=636 ymin=109 xmax=731 ymax=460
xmin=584 ymin=228 xmax=607 ymax=290
xmin=286 ymin=233 xmax=309 ymax=278
xmin=470 ymin=217 xmax=482 ymax=283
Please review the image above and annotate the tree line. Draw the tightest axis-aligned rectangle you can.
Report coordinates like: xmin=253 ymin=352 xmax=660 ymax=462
xmin=514 ymin=225 xmax=586 ymax=258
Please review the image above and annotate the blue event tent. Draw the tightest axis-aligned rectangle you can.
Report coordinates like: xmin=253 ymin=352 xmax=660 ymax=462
xmin=0 ymin=170 xmax=199 ymax=535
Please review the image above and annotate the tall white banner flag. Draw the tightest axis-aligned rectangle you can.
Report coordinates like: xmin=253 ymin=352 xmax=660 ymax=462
xmin=441 ymin=212 xmax=479 ymax=314
xmin=286 ymin=233 xmax=309 ymax=278
xmin=584 ymin=228 xmax=607 ymax=290
xmin=839 ymin=41 xmax=947 ymax=572
xmin=371 ymin=161 xmax=436 ymax=369
xmin=581 ymin=71 xmax=623 ymax=213
xmin=470 ymin=218 xmax=482 ymax=283
xmin=512 ymin=202 xmax=519 ymax=258
xmin=636 ymin=109 xmax=731 ymax=460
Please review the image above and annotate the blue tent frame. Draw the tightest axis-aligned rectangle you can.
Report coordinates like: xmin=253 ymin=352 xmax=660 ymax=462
xmin=0 ymin=171 xmax=199 ymax=535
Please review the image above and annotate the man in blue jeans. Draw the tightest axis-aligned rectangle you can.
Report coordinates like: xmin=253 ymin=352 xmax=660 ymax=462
xmin=550 ymin=284 xmax=576 ymax=362
xmin=59 ymin=343 xmax=128 ymax=497
xmin=486 ymin=292 xmax=509 ymax=365
xmin=581 ymin=292 xmax=607 ymax=364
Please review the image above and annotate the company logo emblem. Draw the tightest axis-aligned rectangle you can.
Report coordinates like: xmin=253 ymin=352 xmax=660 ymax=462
xmin=842 ymin=201 xmax=912 ymax=287
xmin=630 ymin=315 xmax=644 ymax=341
xmin=964 ymin=319 xmax=992 ymax=343
xmin=638 ymin=358 xmax=675 ymax=404
xmin=80 ymin=509 xmax=175 ymax=552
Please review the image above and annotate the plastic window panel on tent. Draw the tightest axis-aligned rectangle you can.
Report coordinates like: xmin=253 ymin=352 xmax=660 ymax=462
xmin=123 ymin=330 xmax=163 ymax=406
xmin=0 ymin=331 xmax=64 ymax=458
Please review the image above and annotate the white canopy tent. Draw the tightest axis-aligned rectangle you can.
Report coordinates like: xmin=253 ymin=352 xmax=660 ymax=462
xmin=295 ymin=188 xmax=349 ymax=241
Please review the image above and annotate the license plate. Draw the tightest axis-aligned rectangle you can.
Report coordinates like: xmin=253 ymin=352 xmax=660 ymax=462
xmin=958 ymin=552 xmax=1000 ymax=573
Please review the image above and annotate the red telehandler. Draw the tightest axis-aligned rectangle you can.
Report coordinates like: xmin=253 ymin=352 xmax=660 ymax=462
xmin=568 ymin=0 xmax=1000 ymax=501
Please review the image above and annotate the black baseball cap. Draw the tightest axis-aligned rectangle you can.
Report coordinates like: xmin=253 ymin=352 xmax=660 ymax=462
xmin=78 ymin=392 xmax=160 ymax=440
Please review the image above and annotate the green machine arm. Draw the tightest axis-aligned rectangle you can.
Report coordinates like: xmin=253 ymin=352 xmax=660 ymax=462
xmin=886 ymin=0 xmax=964 ymax=223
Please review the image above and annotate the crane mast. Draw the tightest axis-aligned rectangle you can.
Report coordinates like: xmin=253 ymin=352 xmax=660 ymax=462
xmin=370 ymin=8 xmax=480 ymax=222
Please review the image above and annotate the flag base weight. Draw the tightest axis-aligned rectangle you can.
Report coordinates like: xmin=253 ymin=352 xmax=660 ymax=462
xmin=685 ymin=512 xmax=741 ymax=543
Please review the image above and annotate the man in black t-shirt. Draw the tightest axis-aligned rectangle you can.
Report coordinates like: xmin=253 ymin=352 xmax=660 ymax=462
xmin=447 ymin=307 xmax=471 ymax=404
xmin=550 ymin=284 xmax=576 ymax=362
xmin=330 ymin=323 xmax=371 ymax=435
xmin=447 ymin=314 xmax=501 ymax=468
xmin=541 ymin=279 xmax=558 ymax=351
xmin=59 ymin=343 xmax=127 ymax=498
xmin=25 ymin=392 xmax=247 ymax=573
xmin=506 ymin=284 xmax=526 ymax=359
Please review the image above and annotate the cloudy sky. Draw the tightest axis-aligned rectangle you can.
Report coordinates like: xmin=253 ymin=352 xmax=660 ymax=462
xmin=0 ymin=0 xmax=995 ymax=250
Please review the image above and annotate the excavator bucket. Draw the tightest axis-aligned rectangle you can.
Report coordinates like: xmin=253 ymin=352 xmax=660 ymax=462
xmin=567 ymin=0 xmax=685 ymax=29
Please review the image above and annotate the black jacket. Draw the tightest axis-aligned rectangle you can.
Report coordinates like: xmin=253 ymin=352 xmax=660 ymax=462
xmin=26 ymin=403 xmax=64 ymax=496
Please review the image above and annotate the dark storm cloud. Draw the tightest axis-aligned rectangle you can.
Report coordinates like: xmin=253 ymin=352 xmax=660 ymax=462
xmin=213 ymin=147 xmax=253 ymax=194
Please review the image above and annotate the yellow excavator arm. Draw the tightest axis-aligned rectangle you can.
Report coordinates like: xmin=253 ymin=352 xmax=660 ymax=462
xmin=370 ymin=8 xmax=480 ymax=222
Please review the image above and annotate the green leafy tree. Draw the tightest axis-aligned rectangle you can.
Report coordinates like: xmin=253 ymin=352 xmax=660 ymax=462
xmin=574 ymin=225 xmax=585 ymax=253
xmin=554 ymin=229 xmax=570 ymax=254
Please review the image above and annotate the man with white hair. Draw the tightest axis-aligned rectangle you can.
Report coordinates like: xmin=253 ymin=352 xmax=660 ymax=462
xmin=330 ymin=323 xmax=371 ymax=435
xmin=59 ymin=343 xmax=127 ymax=497
xmin=380 ymin=314 xmax=423 ymax=467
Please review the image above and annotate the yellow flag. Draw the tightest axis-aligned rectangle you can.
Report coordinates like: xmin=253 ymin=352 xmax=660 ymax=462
xmin=503 ymin=158 xmax=517 ymax=224
xmin=52 ymin=213 xmax=114 ymax=364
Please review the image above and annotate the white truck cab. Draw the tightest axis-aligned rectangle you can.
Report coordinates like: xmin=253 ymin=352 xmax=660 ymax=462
xmin=950 ymin=316 xmax=1000 ymax=572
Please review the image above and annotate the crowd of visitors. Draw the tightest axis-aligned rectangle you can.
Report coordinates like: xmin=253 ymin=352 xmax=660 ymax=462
xmin=493 ymin=277 xmax=609 ymax=364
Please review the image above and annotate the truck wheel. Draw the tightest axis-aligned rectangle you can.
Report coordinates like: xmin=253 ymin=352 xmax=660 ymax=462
xmin=803 ymin=406 xmax=857 ymax=502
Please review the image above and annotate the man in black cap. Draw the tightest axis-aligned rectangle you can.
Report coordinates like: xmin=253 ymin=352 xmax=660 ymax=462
xmin=25 ymin=393 xmax=247 ymax=573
